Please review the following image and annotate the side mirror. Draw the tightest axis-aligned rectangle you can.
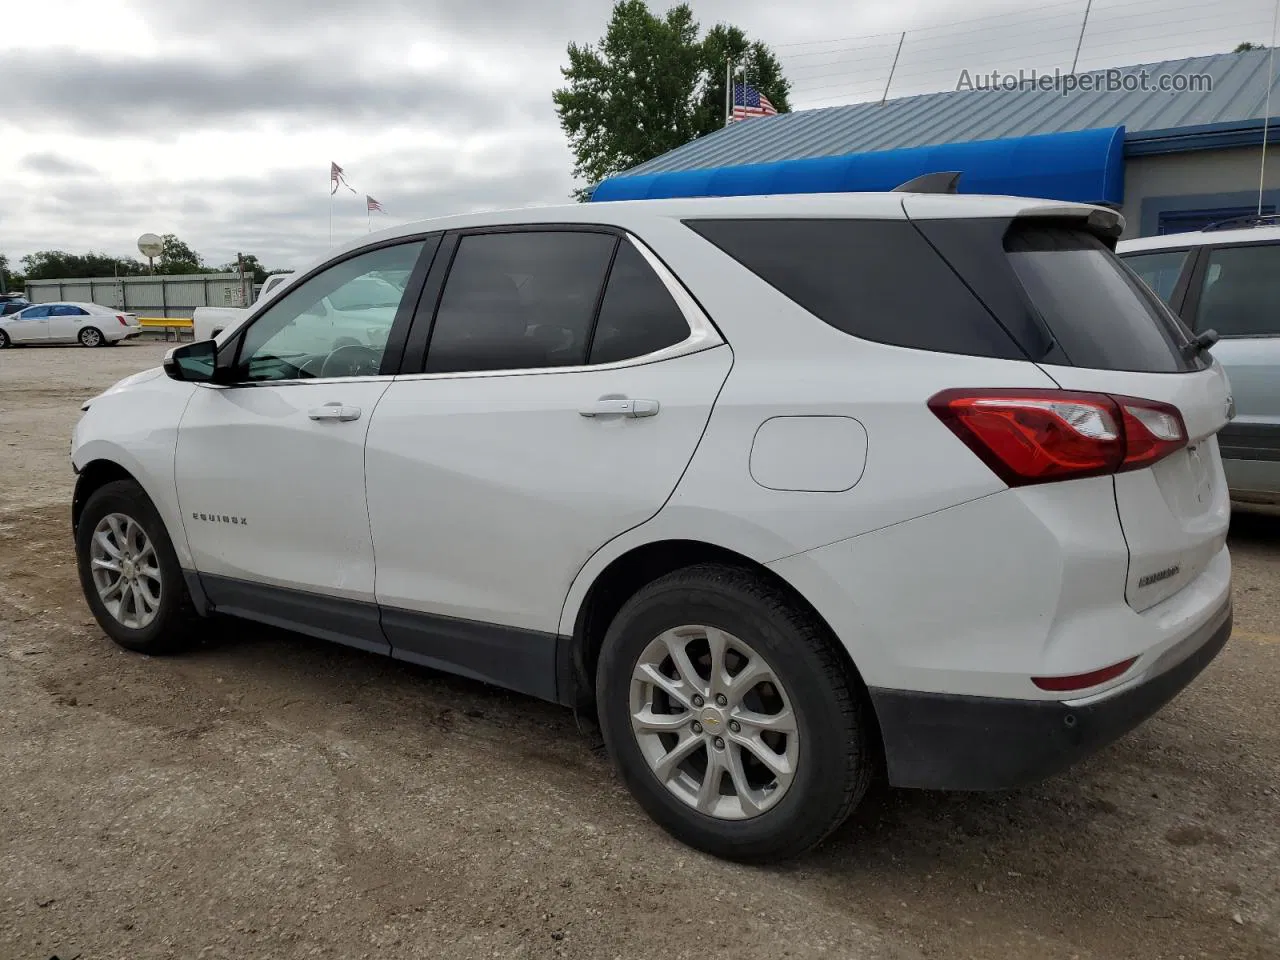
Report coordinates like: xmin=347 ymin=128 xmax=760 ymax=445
xmin=163 ymin=339 xmax=221 ymax=383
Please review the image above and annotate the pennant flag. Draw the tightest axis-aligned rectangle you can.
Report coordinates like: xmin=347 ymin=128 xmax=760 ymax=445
xmin=330 ymin=161 xmax=356 ymax=195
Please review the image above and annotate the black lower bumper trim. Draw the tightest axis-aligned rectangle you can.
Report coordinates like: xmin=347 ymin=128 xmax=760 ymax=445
xmin=869 ymin=602 xmax=1232 ymax=791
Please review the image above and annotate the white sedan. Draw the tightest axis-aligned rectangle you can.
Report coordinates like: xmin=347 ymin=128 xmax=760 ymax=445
xmin=0 ymin=302 xmax=142 ymax=348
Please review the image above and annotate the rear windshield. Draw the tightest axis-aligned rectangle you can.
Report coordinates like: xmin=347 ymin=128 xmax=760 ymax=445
xmin=683 ymin=218 xmax=1025 ymax=360
xmin=1005 ymin=224 xmax=1201 ymax=373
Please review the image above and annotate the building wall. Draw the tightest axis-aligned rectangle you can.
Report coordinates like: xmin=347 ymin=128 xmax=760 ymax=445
xmin=1121 ymin=145 xmax=1280 ymax=237
xmin=24 ymin=273 xmax=249 ymax=318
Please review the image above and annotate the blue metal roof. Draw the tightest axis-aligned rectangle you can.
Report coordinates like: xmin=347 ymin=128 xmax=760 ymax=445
xmin=623 ymin=49 xmax=1280 ymax=177
xmin=591 ymin=127 xmax=1125 ymax=205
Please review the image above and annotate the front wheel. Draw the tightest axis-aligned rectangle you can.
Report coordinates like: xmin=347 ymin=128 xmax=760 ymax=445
xmin=78 ymin=326 xmax=104 ymax=347
xmin=596 ymin=564 xmax=874 ymax=863
xmin=75 ymin=479 xmax=201 ymax=654
xmin=0 ymin=329 xmax=9 ymax=349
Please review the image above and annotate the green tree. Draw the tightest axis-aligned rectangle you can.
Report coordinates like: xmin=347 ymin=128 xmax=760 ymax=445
xmin=553 ymin=2 xmax=789 ymax=199
xmin=0 ymin=254 xmax=19 ymax=293
xmin=156 ymin=233 xmax=204 ymax=274
xmin=20 ymin=250 xmax=147 ymax=280
xmin=1234 ymin=42 xmax=1263 ymax=52
xmin=219 ymin=254 xmax=270 ymax=284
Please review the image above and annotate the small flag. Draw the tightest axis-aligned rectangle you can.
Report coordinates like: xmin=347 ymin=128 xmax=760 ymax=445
xmin=366 ymin=195 xmax=384 ymax=213
xmin=330 ymin=161 xmax=356 ymax=195
xmin=731 ymin=83 xmax=778 ymax=122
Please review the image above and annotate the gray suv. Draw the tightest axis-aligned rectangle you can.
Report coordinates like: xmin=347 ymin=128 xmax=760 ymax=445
xmin=1118 ymin=218 xmax=1280 ymax=505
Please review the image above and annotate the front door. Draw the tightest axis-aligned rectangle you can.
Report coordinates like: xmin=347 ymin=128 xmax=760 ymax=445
xmin=174 ymin=238 xmax=434 ymax=651
xmin=8 ymin=305 xmax=51 ymax=342
xmin=364 ymin=229 xmax=730 ymax=696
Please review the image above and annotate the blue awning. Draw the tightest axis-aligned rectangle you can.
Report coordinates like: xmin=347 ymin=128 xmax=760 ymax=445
xmin=589 ymin=126 xmax=1126 ymax=205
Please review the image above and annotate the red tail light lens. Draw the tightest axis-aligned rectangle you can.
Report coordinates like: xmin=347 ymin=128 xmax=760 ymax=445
xmin=116 ymin=314 xmax=128 ymax=325
xmin=929 ymin=389 xmax=1186 ymax=487
xmin=1117 ymin=398 xmax=1187 ymax=472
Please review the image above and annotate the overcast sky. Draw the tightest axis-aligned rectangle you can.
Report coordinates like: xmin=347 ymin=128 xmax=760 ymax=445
xmin=3 ymin=0 xmax=1275 ymax=272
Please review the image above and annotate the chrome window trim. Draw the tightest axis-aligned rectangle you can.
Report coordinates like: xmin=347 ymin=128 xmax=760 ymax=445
xmin=396 ymin=230 xmax=723 ymax=383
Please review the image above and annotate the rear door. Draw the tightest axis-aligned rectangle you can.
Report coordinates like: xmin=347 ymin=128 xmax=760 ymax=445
xmin=48 ymin=304 xmax=89 ymax=341
xmin=1181 ymin=240 xmax=1280 ymax=494
xmin=365 ymin=227 xmax=729 ymax=695
xmin=1000 ymin=221 xmax=1231 ymax=611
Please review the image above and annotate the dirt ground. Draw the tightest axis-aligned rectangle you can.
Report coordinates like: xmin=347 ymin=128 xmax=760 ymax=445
xmin=1 ymin=341 xmax=1277 ymax=960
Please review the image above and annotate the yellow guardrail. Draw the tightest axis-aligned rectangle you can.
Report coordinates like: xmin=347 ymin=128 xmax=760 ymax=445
xmin=137 ymin=317 xmax=194 ymax=329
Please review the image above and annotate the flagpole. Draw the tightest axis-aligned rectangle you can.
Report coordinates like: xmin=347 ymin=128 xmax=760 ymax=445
xmin=727 ymin=58 xmax=737 ymax=128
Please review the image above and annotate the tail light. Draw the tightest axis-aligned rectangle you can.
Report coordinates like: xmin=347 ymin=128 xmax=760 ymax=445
xmin=116 ymin=314 xmax=128 ymax=326
xmin=929 ymin=389 xmax=1187 ymax=487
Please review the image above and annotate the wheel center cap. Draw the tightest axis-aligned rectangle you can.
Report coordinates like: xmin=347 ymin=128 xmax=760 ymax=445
xmin=122 ymin=559 xmax=135 ymax=578
xmin=699 ymin=707 xmax=726 ymax=730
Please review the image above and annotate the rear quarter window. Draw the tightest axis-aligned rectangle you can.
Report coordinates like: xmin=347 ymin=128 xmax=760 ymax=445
xmin=683 ymin=218 xmax=1025 ymax=360
xmin=1004 ymin=223 xmax=1202 ymax=373
xmin=1117 ymin=248 xmax=1190 ymax=304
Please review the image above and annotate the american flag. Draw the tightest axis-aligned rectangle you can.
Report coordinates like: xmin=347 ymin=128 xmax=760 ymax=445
xmin=330 ymin=161 xmax=356 ymax=195
xmin=366 ymin=195 xmax=384 ymax=213
xmin=732 ymin=82 xmax=777 ymax=121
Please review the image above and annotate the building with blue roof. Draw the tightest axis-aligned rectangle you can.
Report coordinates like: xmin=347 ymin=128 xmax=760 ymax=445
xmin=590 ymin=48 xmax=1280 ymax=238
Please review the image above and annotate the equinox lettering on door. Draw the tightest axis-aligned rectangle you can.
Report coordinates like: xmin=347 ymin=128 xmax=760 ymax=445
xmin=191 ymin=513 xmax=248 ymax=526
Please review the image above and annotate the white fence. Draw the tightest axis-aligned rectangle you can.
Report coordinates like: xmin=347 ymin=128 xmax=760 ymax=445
xmin=24 ymin=273 xmax=250 ymax=318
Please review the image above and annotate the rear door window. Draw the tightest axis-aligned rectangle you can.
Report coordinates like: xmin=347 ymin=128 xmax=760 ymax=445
xmin=1192 ymin=243 xmax=1280 ymax=337
xmin=1117 ymin=248 xmax=1190 ymax=304
xmin=425 ymin=231 xmax=616 ymax=374
xmin=1004 ymin=224 xmax=1200 ymax=373
xmin=684 ymin=218 xmax=1024 ymax=360
xmin=588 ymin=241 xmax=690 ymax=364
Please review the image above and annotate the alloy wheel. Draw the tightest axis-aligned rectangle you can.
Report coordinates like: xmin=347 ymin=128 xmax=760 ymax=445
xmin=629 ymin=625 xmax=798 ymax=820
xmin=89 ymin=512 xmax=163 ymax=629
xmin=80 ymin=328 xmax=101 ymax=347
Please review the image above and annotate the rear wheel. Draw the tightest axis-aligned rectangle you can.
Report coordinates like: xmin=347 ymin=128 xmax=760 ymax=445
xmin=0 ymin=329 xmax=9 ymax=349
xmin=78 ymin=326 xmax=104 ymax=347
xmin=75 ymin=479 xmax=201 ymax=654
xmin=596 ymin=564 xmax=873 ymax=863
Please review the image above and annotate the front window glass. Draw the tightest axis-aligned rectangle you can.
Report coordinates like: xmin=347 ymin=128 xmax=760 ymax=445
xmin=237 ymin=241 xmax=425 ymax=382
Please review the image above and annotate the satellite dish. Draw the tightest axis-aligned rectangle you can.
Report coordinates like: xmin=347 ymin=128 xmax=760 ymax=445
xmin=137 ymin=233 xmax=163 ymax=258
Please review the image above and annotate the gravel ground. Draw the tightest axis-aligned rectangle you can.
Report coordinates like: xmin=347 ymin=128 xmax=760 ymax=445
xmin=1 ymin=341 xmax=1277 ymax=960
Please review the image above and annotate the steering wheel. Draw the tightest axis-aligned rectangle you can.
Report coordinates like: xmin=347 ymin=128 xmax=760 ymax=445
xmin=319 ymin=343 xmax=382 ymax=378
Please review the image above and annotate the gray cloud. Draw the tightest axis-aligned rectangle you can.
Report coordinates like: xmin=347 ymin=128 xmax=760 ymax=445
xmin=3 ymin=147 xmax=575 ymax=270
xmin=3 ymin=49 xmax=527 ymax=135
xmin=18 ymin=153 xmax=99 ymax=177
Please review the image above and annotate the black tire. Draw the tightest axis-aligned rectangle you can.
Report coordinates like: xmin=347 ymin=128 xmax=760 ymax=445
xmin=0 ymin=329 xmax=9 ymax=348
xmin=78 ymin=326 xmax=105 ymax=347
xmin=75 ymin=479 xmax=201 ymax=654
xmin=596 ymin=563 xmax=873 ymax=863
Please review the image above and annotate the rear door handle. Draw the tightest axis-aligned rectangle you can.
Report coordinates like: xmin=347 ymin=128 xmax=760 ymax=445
xmin=579 ymin=397 xmax=660 ymax=418
xmin=308 ymin=402 xmax=362 ymax=422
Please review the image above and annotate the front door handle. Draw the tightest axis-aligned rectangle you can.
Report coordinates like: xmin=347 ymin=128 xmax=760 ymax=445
xmin=579 ymin=397 xmax=660 ymax=418
xmin=308 ymin=402 xmax=362 ymax=422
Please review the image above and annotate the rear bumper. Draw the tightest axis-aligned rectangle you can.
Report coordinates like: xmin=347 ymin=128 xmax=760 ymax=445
xmin=868 ymin=597 xmax=1232 ymax=791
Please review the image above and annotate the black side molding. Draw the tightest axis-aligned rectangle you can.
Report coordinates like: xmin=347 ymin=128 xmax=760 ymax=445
xmin=184 ymin=572 xmax=568 ymax=704
xmin=382 ymin=606 xmax=561 ymax=703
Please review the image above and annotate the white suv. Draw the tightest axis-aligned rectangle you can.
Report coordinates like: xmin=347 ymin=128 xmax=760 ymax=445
xmin=71 ymin=193 xmax=1234 ymax=862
